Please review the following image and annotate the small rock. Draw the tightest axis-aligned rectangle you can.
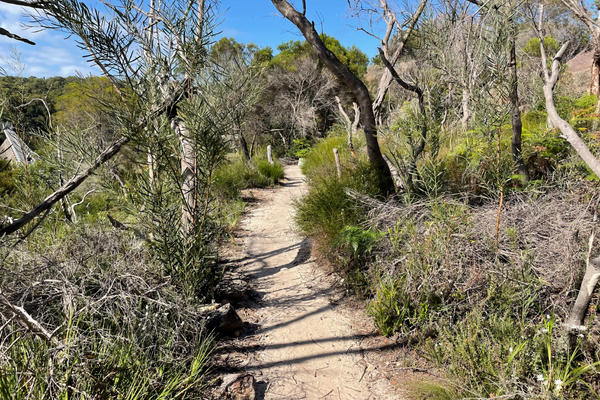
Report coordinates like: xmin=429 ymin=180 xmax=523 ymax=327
xmin=216 ymin=272 xmax=248 ymax=302
xmin=205 ymin=303 xmax=244 ymax=335
xmin=221 ymin=373 xmax=257 ymax=400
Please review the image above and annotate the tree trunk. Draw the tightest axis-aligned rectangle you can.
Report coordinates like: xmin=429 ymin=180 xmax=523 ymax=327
xmin=508 ymin=33 xmax=528 ymax=181
xmin=333 ymin=148 xmax=341 ymax=178
xmin=461 ymin=88 xmax=470 ymax=131
xmin=238 ymin=130 xmax=251 ymax=161
xmin=267 ymin=145 xmax=274 ymax=165
xmin=591 ymin=52 xmax=600 ymax=97
xmin=171 ymin=118 xmax=197 ymax=233
xmin=271 ymin=0 xmax=395 ymax=194
xmin=544 ymin=83 xmax=600 ymax=177
xmin=568 ymin=257 xmax=600 ymax=327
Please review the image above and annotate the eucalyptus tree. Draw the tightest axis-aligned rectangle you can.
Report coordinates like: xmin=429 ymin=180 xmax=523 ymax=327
xmin=270 ymin=0 xmax=429 ymax=194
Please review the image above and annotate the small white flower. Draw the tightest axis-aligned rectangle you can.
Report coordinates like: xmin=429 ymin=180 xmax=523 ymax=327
xmin=546 ymin=315 xmax=551 ymax=320
xmin=536 ymin=374 xmax=544 ymax=382
xmin=571 ymin=325 xmax=588 ymax=331
xmin=554 ymin=379 xmax=563 ymax=393
xmin=540 ymin=328 xmax=548 ymax=334
xmin=509 ymin=347 xmax=513 ymax=353
xmin=578 ymin=334 xmax=584 ymax=338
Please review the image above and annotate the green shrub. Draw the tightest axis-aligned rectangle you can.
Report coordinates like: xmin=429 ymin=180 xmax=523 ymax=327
xmin=301 ymin=132 xmax=354 ymax=179
xmin=255 ymin=158 xmax=285 ymax=184
xmin=0 ymin=159 xmax=14 ymax=197
xmin=287 ymin=138 xmax=313 ymax=158
xmin=212 ymin=157 xmax=270 ymax=201
xmin=295 ymin=157 xmax=382 ymax=248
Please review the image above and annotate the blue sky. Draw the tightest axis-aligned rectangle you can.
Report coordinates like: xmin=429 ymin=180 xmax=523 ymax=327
xmin=0 ymin=0 xmax=383 ymax=78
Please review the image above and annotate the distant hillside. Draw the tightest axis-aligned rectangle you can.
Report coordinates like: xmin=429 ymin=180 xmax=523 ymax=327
xmin=567 ymin=50 xmax=593 ymax=93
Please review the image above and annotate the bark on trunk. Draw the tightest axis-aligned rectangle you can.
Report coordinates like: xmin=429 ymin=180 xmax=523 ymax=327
xmin=568 ymin=256 xmax=600 ymax=327
xmin=544 ymin=84 xmax=600 ymax=177
xmin=171 ymin=118 xmax=197 ymax=233
xmin=271 ymin=0 xmax=394 ymax=194
xmin=591 ymin=53 xmax=600 ymax=97
xmin=508 ymin=34 xmax=528 ymax=181
xmin=267 ymin=145 xmax=274 ymax=165
xmin=333 ymin=148 xmax=341 ymax=178
xmin=461 ymin=89 xmax=470 ymax=131
xmin=238 ymin=130 xmax=251 ymax=161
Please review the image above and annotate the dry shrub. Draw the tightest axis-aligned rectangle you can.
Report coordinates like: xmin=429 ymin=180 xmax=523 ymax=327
xmin=0 ymin=225 xmax=213 ymax=399
xmin=349 ymin=188 xmax=598 ymax=325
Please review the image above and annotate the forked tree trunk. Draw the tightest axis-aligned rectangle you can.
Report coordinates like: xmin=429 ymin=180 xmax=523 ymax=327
xmin=371 ymin=0 xmax=428 ymax=122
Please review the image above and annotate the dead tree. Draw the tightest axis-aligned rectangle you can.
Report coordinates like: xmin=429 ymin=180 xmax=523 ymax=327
xmin=537 ymin=5 xmax=600 ymax=327
xmin=349 ymin=0 xmax=428 ymax=123
xmin=335 ymin=95 xmax=359 ymax=155
xmin=271 ymin=0 xmax=396 ymax=194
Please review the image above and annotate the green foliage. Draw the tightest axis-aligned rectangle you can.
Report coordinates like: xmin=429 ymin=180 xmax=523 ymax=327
xmin=295 ymin=156 xmax=382 ymax=248
xmin=255 ymin=158 xmax=285 ymax=184
xmin=367 ymin=274 xmax=416 ymax=336
xmin=334 ymin=226 xmax=383 ymax=257
xmin=0 ymin=159 xmax=14 ymax=197
xmin=0 ymin=75 xmax=78 ymax=135
xmin=0 ymin=326 xmax=213 ymax=400
xmin=523 ymin=36 xmax=561 ymax=58
xmin=271 ymin=35 xmax=369 ymax=78
xmin=287 ymin=138 xmax=313 ymax=158
xmin=212 ymin=156 xmax=284 ymax=202
xmin=300 ymin=131 xmax=355 ymax=179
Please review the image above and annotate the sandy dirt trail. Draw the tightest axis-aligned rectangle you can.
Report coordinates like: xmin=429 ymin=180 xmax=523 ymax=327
xmin=239 ymin=165 xmax=401 ymax=400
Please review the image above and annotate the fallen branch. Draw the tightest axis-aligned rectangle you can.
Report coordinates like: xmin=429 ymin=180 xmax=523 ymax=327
xmin=0 ymin=293 xmax=59 ymax=346
xmin=0 ymin=136 xmax=129 ymax=237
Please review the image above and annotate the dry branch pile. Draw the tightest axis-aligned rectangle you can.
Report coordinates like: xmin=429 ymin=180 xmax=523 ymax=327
xmin=348 ymin=189 xmax=598 ymax=323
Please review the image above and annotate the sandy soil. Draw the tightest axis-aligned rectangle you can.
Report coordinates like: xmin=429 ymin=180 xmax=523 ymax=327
xmin=215 ymin=165 xmax=435 ymax=399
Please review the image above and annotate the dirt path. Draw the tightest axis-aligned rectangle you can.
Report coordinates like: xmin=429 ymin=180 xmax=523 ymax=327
xmin=235 ymin=165 xmax=405 ymax=400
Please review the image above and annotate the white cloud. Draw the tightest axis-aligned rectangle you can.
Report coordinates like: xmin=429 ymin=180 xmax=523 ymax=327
xmin=0 ymin=3 xmax=25 ymax=16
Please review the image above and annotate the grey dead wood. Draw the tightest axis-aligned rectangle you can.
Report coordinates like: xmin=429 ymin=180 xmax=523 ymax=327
xmin=538 ymin=6 xmax=600 ymax=327
xmin=333 ymin=148 xmax=342 ymax=178
xmin=267 ymin=145 xmax=274 ymax=165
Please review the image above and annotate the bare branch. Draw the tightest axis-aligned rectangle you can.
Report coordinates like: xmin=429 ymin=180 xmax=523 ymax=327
xmin=0 ymin=27 xmax=35 ymax=45
xmin=0 ymin=293 xmax=59 ymax=345
xmin=0 ymin=136 xmax=129 ymax=237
